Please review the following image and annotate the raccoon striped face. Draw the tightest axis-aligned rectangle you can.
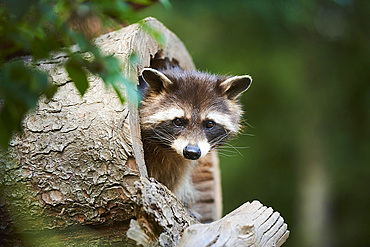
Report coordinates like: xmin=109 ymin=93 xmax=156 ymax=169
xmin=140 ymin=67 xmax=251 ymax=160
xmin=141 ymin=109 xmax=230 ymax=160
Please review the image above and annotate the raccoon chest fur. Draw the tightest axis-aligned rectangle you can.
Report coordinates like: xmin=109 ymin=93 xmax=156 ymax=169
xmin=139 ymin=66 xmax=252 ymax=204
xmin=143 ymin=142 xmax=196 ymax=200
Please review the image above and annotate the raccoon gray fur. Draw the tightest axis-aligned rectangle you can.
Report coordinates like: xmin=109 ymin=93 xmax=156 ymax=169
xmin=139 ymin=65 xmax=251 ymax=205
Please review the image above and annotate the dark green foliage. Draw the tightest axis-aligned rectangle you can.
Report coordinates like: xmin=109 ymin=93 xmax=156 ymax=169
xmin=0 ymin=60 xmax=56 ymax=147
xmin=66 ymin=54 xmax=90 ymax=95
xmin=0 ymin=0 xmax=160 ymax=149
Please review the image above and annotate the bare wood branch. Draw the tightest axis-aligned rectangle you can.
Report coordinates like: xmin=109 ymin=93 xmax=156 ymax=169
xmin=127 ymin=177 xmax=197 ymax=246
xmin=178 ymin=201 xmax=290 ymax=247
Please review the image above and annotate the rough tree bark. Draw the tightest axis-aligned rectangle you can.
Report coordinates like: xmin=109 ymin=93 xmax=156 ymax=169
xmin=0 ymin=17 xmax=289 ymax=246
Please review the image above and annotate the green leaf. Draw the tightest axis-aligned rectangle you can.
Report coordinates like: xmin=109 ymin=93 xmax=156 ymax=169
xmin=66 ymin=56 xmax=89 ymax=96
xmin=126 ymin=0 xmax=151 ymax=4
xmin=4 ymin=0 xmax=38 ymax=18
xmin=0 ymin=112 xmax=14 ymax=149
xmin=159 ymin=0 xmax=172 ymax=9
xmin=112 ymin=85 xmax=125 ymax=105
xmin=139 ymin=21 xmax=166 ymax=47
xmin=0 ymin=60 xmax=53 ymax=149
xmin=44 ymin=84 xmax=58 ymax=100
xmin=0 ymin=0 xmax=147 ymax=148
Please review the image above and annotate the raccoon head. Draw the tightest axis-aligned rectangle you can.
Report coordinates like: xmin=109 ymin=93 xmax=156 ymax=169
xmin=140 ymin=67 xmax=251 ymax=161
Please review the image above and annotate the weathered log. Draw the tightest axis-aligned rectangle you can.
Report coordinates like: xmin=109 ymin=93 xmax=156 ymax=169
xmin=127 ymin=182 xmax=290 ymax=247
xmin=0 ymin=17 xmax=289 ymax=246
xmin=178 ymin=201 xmax=290 ymax=247
xmin=127 ymin=177 xmax=197 ymax=246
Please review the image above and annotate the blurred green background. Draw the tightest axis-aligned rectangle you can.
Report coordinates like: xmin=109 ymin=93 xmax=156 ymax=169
xmin=136 ymin=0 xmax=370 ymax=246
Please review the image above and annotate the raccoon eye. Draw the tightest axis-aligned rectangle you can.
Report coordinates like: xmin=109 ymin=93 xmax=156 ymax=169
xmin=205 ymin=120 xmax=216 ymax=129
xmin=173 ymin=118 xmax=184 ymax=127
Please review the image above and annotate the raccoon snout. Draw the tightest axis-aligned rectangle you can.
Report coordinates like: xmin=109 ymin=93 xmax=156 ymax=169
xmin=183 ymin=144 xmax=201 ymax=160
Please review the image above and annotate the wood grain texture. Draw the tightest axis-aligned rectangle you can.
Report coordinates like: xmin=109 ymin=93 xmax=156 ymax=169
xmin=178 ymin=201 xmax=290 ymax=247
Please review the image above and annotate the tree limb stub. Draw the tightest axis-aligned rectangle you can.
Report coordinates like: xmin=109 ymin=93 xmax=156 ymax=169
xmin=178 ymin=201 xmax=290 ymax=247
xmin=127 ymin=178 xmax=290 ymax=247
xmin=127 ymin=177 xmax=197 ymax=246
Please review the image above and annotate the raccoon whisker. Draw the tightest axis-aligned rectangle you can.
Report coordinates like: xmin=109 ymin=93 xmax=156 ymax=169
xmin=218 ymin=154 xmax=238 ymax=158
xmin=217 ymin=146 xmax=249 ymax=149
xmin=223 ymin=143 xmax=245 ymax=157
xmin=148 ymin=140 xmax=171 ymax=147
xmin=216 ymin=150 xmax=239 ymax=156
xmin=216 ymin=146 xmax=249 ymax=158
xmin=155 ymin=127 xmax=175 ymax=137
xmin=149 ymin=132 xmax=172 ymax=140
xmin=150 ymin=128 xmax=175 ymax=144
xmin=146 ymin=137 xmax=173 ymax=147
xmin=217 ymin=151 xmax=238 ymax=158
xmin=240 ymin=120 xmax=255 ymax=129
xmin=209 ymin=132 xmax=229 ymax=143
xmin=216 ymin=147 xmax=239 ymax=152
xmin=210 ymin=140 xmax=227 ymax=148
xmin=215 ymin=146 xmax=242 ymax=154
xmin=209 ymin=132 xmax=232 ymax=147
xmin=151 ymin=137 xmax=172 ymax=144
xmin=148 ymin=134 xmax=173 ymax=143
xmin=238 ymin=132 xmax=254 ymax=137
xmin=152 ymin=127 xmax=176 ymax=141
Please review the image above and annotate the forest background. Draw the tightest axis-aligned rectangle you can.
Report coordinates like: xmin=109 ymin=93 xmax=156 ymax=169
xmin=1 ymin=0 xmax=369 ymax=246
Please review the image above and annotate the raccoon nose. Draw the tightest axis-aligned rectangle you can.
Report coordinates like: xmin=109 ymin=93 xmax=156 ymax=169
xmin=183 ymin=144 xmax=201 ymax=160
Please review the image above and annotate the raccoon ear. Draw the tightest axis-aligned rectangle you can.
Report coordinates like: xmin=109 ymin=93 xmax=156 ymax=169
xmin=141 ymin=68 xmax=173 ymax=91
xmin=220 ymin=75 xmax=252 ymax=99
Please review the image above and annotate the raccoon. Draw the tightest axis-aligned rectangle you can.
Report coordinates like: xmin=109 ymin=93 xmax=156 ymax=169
xmin=139 ymin=65 xmax=251 ymax=204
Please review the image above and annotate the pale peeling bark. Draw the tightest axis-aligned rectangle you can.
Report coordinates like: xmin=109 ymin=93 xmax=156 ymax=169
xmin=178 ymin=201 xmax=290 ymax=247
xmin=0 ymin=17 xmax=289 ymax=246
xmin=127 ymin=181 xmax=290 ymax=247
xmin=127 ymin=177 xmax=197 ymax=246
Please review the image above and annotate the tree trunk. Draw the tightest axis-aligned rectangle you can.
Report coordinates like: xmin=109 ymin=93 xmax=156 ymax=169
xmin=0 ymin=17 xmax=289 ymax=246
